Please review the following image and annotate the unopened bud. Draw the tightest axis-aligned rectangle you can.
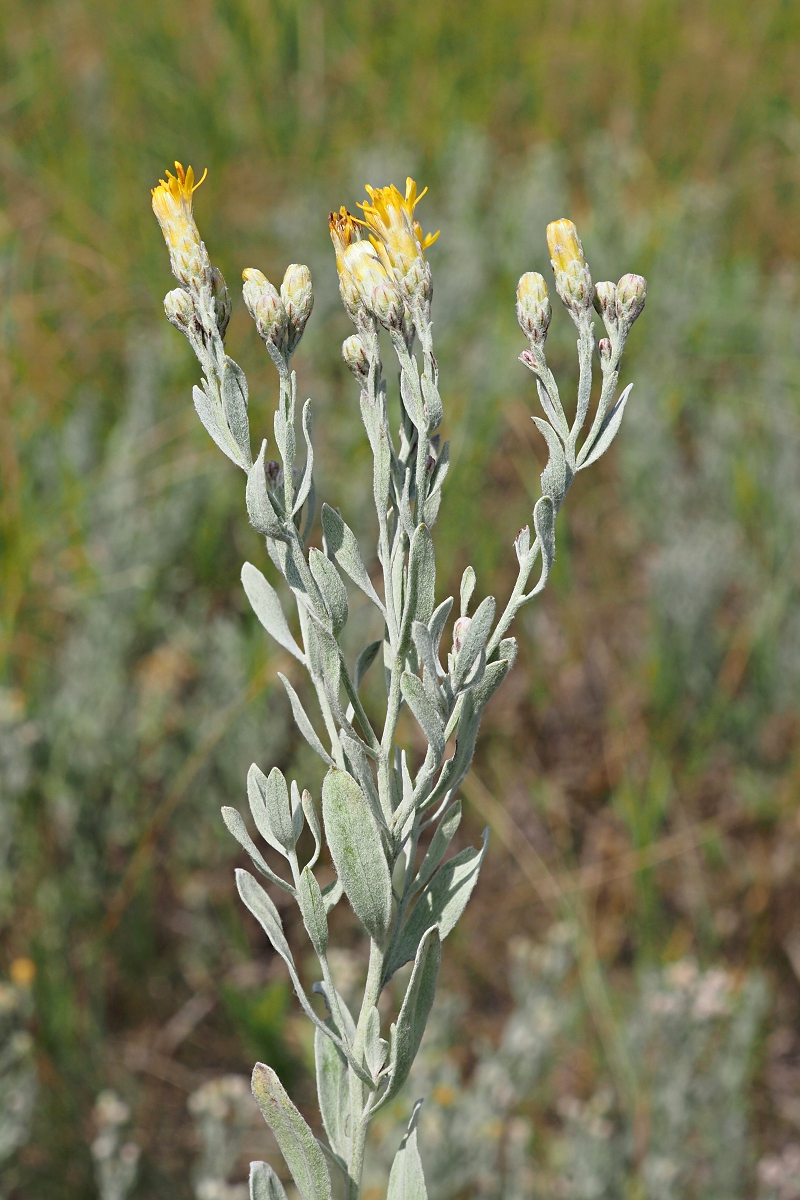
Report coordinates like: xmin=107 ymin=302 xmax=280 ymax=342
xmin=210 ymin=266 xmax=231 ymax=339
xmin=280 ymin=263 xmax=314 ymax=354
xmin=593 ymin=281 xmax=617 ymax=325
xmin=164 ymin=287 xmax=195 ymax=333
xmin=342 ymin=334 xmax=370 ymax=383
xmin=615 ymin=273 xmax=647 ymax=328
xmin=342 ymin=242 xmax=404 ymax=331
xmin=453 ymin=616 xmax=471 ymax=654
xmin=598 ymin=337 xmax=612 ymax=362
xmin=546 ymin=219 xmax=593 ymax=313
xmin=242 ymin=268 xmax=288 ymax=348
xmin=516 ymin=272 xmax=552 ymax=343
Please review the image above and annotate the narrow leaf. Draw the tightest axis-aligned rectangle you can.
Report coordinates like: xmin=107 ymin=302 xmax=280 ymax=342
xmin=386 ymin=1105 xmax=428 ymax=1200
xmin=377 ymin=927 xmax=441 ymax=1109
xmin=278 ymin=673 xmax=334 ymax=766
xmin=292 ymin=398 xmax=314 ymax=515
xmin=298 ymin=867 xmax=328 ymax=957
xmin=400 ymin=525 xmax=436 ymax=651
xmin=321 ymin=504 xmax=384 ymax=613
xmin=193 ymin=383 xmax=243 ymax=468
xmin=247 ymin=441 xmax=286 ymax=539
xmin=309 ymin=548 xmax=349 ymax=636
xmin=578 ymin=382 xmax=633 ymax=469
xmin=412 ymin=801 xmax=462 ymax=894
xmin=401 ymin=673 xmax=444 ymax=762
xmin=529 ymin=495 xmax=555 ymax=598
xmin=251 ymin=1063 xmax=332 ymax=1200
xmin=354 ymin=640 xmax=382 ymax=690
xmin=249 ymin=1161 xmax=289 ymax=1200
xmin=221 ymin=806 xmax=294 ymax=895
xmin=242 ymin=562 xmax=305 ymax=664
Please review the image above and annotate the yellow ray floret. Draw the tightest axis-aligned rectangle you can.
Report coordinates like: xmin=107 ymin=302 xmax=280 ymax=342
xmin=151 ymin=162 xmax=209 ymax=288
xmin=358 ymin=177 xmax=439 ymax=280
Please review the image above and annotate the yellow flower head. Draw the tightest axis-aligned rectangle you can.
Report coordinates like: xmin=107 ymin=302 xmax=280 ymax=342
xmin=546 ymin=218 xmax=593 ymax=312
xmin=358 ymin=178 xmax=439 ymax=286
xmin=329 ymin=206 xmax=362 ymax=271
xmin=151 ymin=162 xmax=209 ymax=289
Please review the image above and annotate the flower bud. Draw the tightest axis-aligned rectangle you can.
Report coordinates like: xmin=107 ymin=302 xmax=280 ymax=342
xmin=163 ymin=287 xmax=195 ymax=334
xmin=210 ymin=265 xmax=231 ymax=339
xmin=280 ymin=263 xmax=314 ymax=354
xmin=598 ymin=337 xmax=612 ymax=363
xmin=593 ymin=281 xmax=617 ymax=325
xmin=546 ymin=218 xmax=593 ymax=313
xmin=453 ymin=616 xmax=471 ymax=654
xmin=516 ymin=272 xmax=552 ymax=343
xmin=342 ymin=241 xmax=404 ymax=330
xmin=342 ymin=334 xmax=370 ymax=383
xmin=242 ymin=268 xmax=288 ymax=348
xmin=615 ymin=273 xmax=647 ymax=328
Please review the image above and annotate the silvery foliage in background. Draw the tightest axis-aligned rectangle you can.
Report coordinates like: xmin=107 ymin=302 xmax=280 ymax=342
xmin=0 ymin=972 xmax=36 ymax=1197
xmin=365 ymin=932 xmax=766 ymax=1200
xmin=91 ymin=1090 xmax=140 ymax=1200
xmin=151 ymin=159 xmax=645 ymax=1200
xmin=188 ymin=1075 xmax=259 ymax=1200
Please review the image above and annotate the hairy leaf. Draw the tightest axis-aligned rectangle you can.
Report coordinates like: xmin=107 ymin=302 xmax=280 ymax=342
xmin=251 ymin=1063 xmax=332 ymax=1200
xmin=322 ymin=769 xmax=392 ymax=943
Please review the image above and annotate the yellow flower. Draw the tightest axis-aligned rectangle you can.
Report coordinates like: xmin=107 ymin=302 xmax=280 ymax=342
xmin=151 ymin=162 xmax=209 ymax=289
xmin=358 ymin=178 xmax=439 ymax=287
xmin=341 ymin=241 xmax=403 ymax=329
xmin=546 ymin=218 xmax=593 ymax=311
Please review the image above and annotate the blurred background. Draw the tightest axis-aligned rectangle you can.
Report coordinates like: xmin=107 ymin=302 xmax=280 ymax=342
xmin=2 ymin=0 xmax=800 ymax=1196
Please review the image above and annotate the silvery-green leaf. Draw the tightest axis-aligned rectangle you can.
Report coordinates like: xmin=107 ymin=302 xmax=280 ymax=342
xmin=278 ymin=673 xmax=334 ymax=767
xmin=237 ymin=872 xmax=368 ymax=1081
xmin=221 ymin=806 xmax=295 ymax=895
xmin=292 ymin=399 xmax=314 ymax=516
xmin=401 ymin=673 xmax=444 ymax=762
xmin=322 ymin=769 xmax=392 ymax=943
xmin=411 ymin=801 xmax=462 ymax=895
xmin=386 ymin=1104 xmax=427 ymax=1200
xmin=497 ymin=636 xmax=518 ymax=670
xmin=452 ymin=595 xmax=495 ymax=693
xmin=247 ymin=441 xmax=286 ymax=539
xmin=459 ymin=566 xmax=476 ymax=617
xmin=251 ymin=1063 xmax=332 ymax=1200
xmin=247 ymin=763 xmax=288 ymax=856
xmin=428 ymin=597 xmax=453 ymax=658
xmin=429 ymin=439 xmax=450 ymax=496
xmin=242 ymin=562 xmax=305 ymax=664
xmin=421 ymin=364 xmax=443 ymax=432
xmin=387 ymin=833 xmax=488 ymax=975
xmin=249 ymin=1160 xmax=289 ymax=1200
xmin=321 ymin=505 xmax=384 ymax=614
xmin=314 ymin=1027 xmax=350 ymax=1165
xmin=400 ymin=525 xmax=436 ymax=651
xmin=308 ymin=548 xmax=349 ymax=636
xmin=577 ymin=382 xmax=633 ymax=469
xmin=340 ymin=733 xmax=384 ymax=830
xmin=193 ymin=383 xmax=243 ymax=468
xmin=301 ymin=789 xmax=322 ymax=869
xmin=528 ymin=495 xmax=555 ymax=598
xmin=363 ymin=1005 xmax=386 ymax=1078
xmin=373 ymin=424 xmax=392 ymax=516
xmin=322 ymin=877 xmax=343 ymax=914
xmin=298 ymin=867 xmax=328 ymax=957
xmin=221 ymin=357 xmax=252 ymax=467
xmin=291 ymin=780 xmax=305 ymax=844
xmin=376 ymin=927 xmax=441 ymax=1108
xmin=514 ymin=525 xmax=530 ymax=565
xmin=354 ymin=640 xmax=382 ymax=690
xmin=533 ymin=418 xmax=571 ymax=510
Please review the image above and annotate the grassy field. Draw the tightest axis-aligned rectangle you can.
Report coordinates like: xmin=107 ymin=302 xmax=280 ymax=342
xmin=2 ymin=1 xmax=800 ymax=1196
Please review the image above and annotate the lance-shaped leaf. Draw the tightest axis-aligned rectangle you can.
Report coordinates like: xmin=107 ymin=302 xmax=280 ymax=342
xmin=400 ymin=525 xmax=436 ymax=652
xmin=428 ymin=597 xmax=453 ymax=659
xmin=387 ymin=1103 xmax=428 ymax=1200
xmin=314 ymin=1025 xmax=350 ymax=1165
xmin=375 ymin=927 xmax=441 ymax=1110
xmin=412 ymin=801 xmax=462 ymax=895
xmin=577 ymin=382 xmax=633 ymax=470
xmin=251 ymin=1063 xmax=332 ymax=1200
xmin=221 ymin=358 xmax=253 ymax=467
xmin=301 ymin=789 xmax=322 ymax=869
xmin=459 ymin=566 xmax=476 ymax=616
xmin=247 ymin=441 xmax=286 ymax=539
xmin=322 ymin=769 xmax=392 ymax=943
xmin=221 ymin=806 xmax=295 ymax=895
xmin=250 ymin=1161 xmax=289 ymax=1200
xmin=292 ymin=398 xmax=314 ymax=515
xmin=401 ymin=673 xmax=444 ymax=763
xmin=527 ymin=495 xmax=555 ymax=599
xmin=321 ymin=504 xmax=384 ymax=614
xmin=298 ymin=867 xmax=328 ymax=958
xmin=309 ymin=548 xmax=349 ymax=637
xmin=193 ymin=382 xmax=243 ymax=468
xmin=247 ymin=764 xmax=296 ymax=855
xmin=451 ymin=595 xmax=495 ymax=693
xmin=354 ymin=639 xmax=382 ymax=690
xmin=386 ymin=833 xmax=488 ymax=976
xmin=278 ymin=673 xmax=334 ymax=767
xmin=533 ymin=418 xmax=572 ymax=512
xmin=242 ymin=562 xmax=305 ymax=664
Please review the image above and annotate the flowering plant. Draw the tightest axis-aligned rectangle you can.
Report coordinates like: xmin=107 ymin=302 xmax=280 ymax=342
xmin=151 ymin=161 xmax=646 ymax=1200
